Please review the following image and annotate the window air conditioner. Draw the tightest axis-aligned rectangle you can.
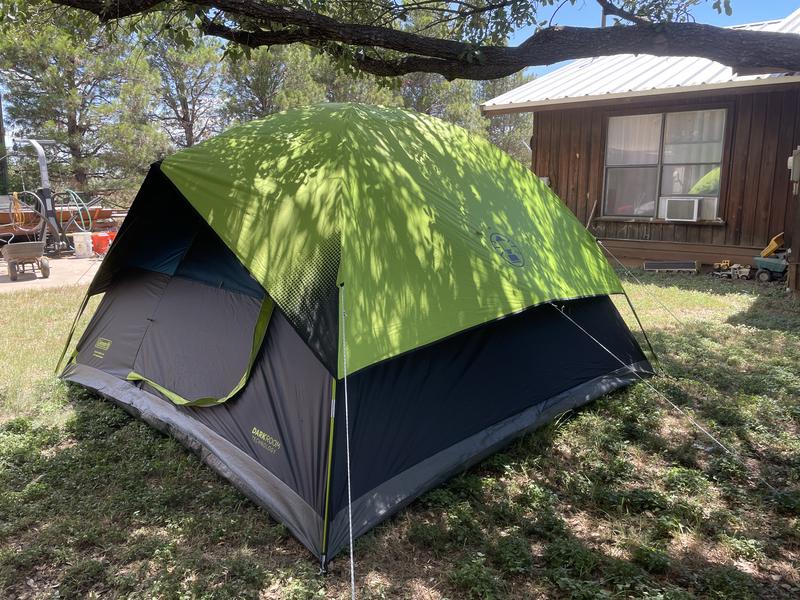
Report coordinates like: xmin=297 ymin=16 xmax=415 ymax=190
xmin=663 ymin=197 xmax=699 ymax=222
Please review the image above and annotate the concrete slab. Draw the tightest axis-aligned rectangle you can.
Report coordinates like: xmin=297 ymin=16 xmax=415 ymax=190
xmin=0 ymin=255 xmax=101 ymax=293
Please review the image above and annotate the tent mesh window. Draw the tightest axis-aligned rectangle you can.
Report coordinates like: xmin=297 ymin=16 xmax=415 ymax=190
xmin=271 ymin=230 xmax=341 ymax=375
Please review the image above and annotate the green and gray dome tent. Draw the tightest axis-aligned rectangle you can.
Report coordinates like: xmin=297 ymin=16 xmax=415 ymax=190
xmin=60 ymin=103 xmax=652 ymax=566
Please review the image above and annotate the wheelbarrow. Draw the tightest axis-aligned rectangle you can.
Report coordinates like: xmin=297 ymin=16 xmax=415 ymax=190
xmin=2 ymin=241 xmax=50 ymax=281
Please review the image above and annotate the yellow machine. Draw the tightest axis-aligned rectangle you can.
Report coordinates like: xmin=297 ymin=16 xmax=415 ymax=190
xmin=754 ymin=232 xmax=788 ymax=283
xmin=761 ymin=232 xmax=785 ymax=258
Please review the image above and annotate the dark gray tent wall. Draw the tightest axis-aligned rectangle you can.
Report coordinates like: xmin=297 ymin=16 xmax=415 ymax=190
xmin=63 ymin=163 xmax=652 ymax=567
xmin=322 ymin=296 xmax=649 ymax=559
xmin=65 ymin=165 xmax=336 ymax=556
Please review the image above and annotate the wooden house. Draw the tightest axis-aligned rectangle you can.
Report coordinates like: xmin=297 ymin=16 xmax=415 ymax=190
xmin=483 ymin=8 xmax=800 ymax=292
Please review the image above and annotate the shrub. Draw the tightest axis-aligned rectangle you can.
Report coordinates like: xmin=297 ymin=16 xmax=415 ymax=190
xmin=447 ymin=474 xmax=484 ymax=503
xmin=619 ymin=488 xmax=670 ymax=513
xmin=709 ymin=455 xmax=748 ymax=484
xmin=1 ymin=417 xmax=31 ymax=434
xmin=775 ymin=489 xmax=800 ymax=515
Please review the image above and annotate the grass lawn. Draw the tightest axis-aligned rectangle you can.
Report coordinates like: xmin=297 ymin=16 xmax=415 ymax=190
xmin=1 ymin=272 xmax=798 ymax=599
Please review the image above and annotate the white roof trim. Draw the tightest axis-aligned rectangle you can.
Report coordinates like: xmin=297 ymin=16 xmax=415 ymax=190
xmin=482 ymin=74 xmax=800 ymax=114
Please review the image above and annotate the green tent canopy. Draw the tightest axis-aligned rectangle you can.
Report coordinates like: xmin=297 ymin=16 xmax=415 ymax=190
xmin=160 ymin=104 xmax=622 ymax=376
xmin=62 ymin=104 xmax=649 ymax=567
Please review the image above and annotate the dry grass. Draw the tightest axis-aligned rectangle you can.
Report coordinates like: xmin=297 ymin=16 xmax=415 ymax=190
xmin=0 ymin=271 xmax=798 ymax=599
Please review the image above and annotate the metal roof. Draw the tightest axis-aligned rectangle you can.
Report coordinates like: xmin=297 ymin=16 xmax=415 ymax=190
xmin=482 ymin=8 xmax=800 ymax=114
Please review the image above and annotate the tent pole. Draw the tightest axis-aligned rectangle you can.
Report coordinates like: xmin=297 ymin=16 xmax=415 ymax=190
xmin=319 ymin=379 xmax=337 ymax=575
xmin=340 ymin=283 xmax=356 ymax=599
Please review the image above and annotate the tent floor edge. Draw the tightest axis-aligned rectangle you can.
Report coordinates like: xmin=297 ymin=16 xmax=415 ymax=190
xmin=325 ymin=359 xmax=652 ymax=560
xmin=61 ymin=363 xmax=325 ymax=560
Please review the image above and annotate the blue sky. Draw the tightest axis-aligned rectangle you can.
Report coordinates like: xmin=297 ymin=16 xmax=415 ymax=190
xmin=512 ymin=1 xmax=800 ymax=76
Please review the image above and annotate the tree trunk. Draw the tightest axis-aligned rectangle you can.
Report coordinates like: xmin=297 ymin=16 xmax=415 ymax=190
xmin=66 ymin=109 xmax=88 ymax=190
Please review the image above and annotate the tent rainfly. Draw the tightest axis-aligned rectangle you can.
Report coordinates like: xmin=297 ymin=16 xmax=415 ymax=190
xmin=60 ymin=103 xmax=652 ymax=567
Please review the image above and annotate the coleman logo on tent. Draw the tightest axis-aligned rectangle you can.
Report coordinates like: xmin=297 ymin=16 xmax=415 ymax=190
xmin=92 ymin=337 xmax=112 ymax=359
xmin=489 ymin=232 xmax=525 ymax=267
xmin=251 ymin=426 xmax=281 ymax=454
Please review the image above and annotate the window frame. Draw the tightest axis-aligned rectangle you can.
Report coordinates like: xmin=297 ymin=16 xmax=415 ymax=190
xmin=600 ymin=104 xmax=732 ymax=223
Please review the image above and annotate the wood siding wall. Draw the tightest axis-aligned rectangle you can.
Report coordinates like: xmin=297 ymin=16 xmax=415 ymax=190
xmin=531 ymin=86 xmax=800 ymax=263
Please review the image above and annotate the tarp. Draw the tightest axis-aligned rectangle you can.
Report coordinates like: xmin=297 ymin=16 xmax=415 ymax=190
xmin=161 ymin=104 xmax=622 ymax=376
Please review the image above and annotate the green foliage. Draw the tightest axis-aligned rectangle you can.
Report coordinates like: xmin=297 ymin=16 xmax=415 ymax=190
xmin=552 ymin=576 xmax=611 ymax=600
xmin=224 ymin=46 xmax=326 ymax=123
xmin=694 ymin=564 xmax=757 ymax=599
xmin=0 ymin=5 xmax=168 ymax=192
xmin=280 ymin=570 xmax=326 ymax=600
xmin=543 ymin=538 xmax=601 ymax=579
xmin=478 ymin=72 xmax=534 ymax=163
xmin=60 ymin=558 xmax=107 ymax=597
xmin=663 ymin=466 xmax=710 ymax=495
xmin=1 ymin=8 xmax=535 ymax=203
xmin=445 ymin=501 xmax=485 ymax=545
xmin=719 ymin=534 xmax=765 ymax=562
xmin=490 ymin=530 xmax=533 ymax=574
xmin=618 ymin=488 xmax=671 ymax=513
xmin=775 ymin=489 xmax=800 ymax=515
xmin=141 ymin=17 xmax=224 ymax=148
xmin=448 ymin=553 xmax=502 ymax=599
xmin=524 ymin=507 xmax=567 ymax=540
xmin=630 ymin=543 xmax=672 ymax=574
xmin=419 ymin=486 xmax=459 ymax=508
xmin=447 ymin=473 xmax=485 ymax=502
xmin=517 ymin=481 xmax=557 ymax=511
xmin=406 ymin=520 xmax=449 ymax=554
xmin=402 ymin=71 xmax=485 ymax=134
xmin=709 ymin=454 xmax=749 ymax=484
xmin=611 ymin=1 xmax=720 ymax=23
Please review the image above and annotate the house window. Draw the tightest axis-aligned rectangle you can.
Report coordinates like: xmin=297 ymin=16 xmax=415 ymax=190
xmin=603 ymin=109 xmax=726 ymax=220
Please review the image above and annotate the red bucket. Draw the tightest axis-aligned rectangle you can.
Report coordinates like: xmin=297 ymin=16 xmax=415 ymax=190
xmin=91 ymin=232 xmax=112 ymax=255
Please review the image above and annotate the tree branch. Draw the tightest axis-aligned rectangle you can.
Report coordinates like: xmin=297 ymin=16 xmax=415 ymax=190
xmin=49 ymin=0 xmax=800 ymax=80
xmin=595 ymin=0 xmax=651 ymax=25
xmin=199 ymin=16 xmax=313 ymax=46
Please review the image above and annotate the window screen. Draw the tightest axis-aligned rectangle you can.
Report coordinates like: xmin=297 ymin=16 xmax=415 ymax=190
xmin=603 ymin=109 xmax=726 ymax=221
